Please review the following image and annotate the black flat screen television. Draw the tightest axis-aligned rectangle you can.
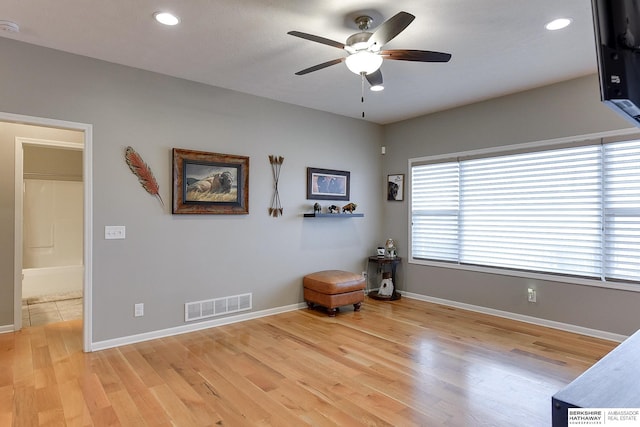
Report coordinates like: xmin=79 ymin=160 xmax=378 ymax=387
xmin=592 ymin=0 xmax=640 ymax=126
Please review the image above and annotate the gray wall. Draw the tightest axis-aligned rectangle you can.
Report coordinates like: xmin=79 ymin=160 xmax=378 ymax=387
xmin=0 ymin=38 xmax=383 ymax=342
xmin=383 ymin=75 xmax=640 ymax=336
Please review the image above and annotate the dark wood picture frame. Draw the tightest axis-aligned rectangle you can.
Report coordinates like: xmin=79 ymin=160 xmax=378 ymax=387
xmin=172 ymin=148 xmax=249 ymax=214
xmin=387 ymin=174 xmax=404 ymax=201
xmin=307 ymin=167 xmax=350 ymax=201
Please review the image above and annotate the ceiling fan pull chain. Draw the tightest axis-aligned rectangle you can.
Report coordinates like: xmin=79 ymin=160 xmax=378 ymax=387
xmin=361 ymin=73 xmax=365 ymax=118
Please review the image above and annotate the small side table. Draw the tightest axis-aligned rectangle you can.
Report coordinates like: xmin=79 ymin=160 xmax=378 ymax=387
xmin=367 ymin=256 xmax=402 ymax=300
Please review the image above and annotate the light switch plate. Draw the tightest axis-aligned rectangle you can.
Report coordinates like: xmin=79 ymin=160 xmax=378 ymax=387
xmin=105 ymin=225 xmax=126 ymax=239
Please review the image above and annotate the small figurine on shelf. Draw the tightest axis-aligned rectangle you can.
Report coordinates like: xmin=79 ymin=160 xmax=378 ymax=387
xmin=342 ymin=202 xmax=357 ymax=213
xmin=385 ymin=238 xmax=397 ymax=258
xmin=328 ymin=205 xmax=340 ymax=214
xmin=313 ymin=203 xmax=321 ymax=214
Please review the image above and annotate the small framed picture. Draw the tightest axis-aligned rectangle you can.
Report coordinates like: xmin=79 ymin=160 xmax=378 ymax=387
xmin=307 ymin=167 xmax=350 ymax=201
xmin=387 ymin=174 xmax=404 ymax=201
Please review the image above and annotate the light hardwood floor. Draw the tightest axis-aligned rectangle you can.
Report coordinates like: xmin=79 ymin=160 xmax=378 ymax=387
xmin=0 ymin=297 xmax=618 ymax=426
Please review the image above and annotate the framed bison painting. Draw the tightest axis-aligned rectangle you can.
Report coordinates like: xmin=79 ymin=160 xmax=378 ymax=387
xmin=306 ymin=167 xmax=350 ymax=201
xmin=172 ymin=148 xmax=249 ymax=214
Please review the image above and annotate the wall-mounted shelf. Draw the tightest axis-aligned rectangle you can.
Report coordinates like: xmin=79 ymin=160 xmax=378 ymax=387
xmin=303 ymin=213 xmax=364 ymax=218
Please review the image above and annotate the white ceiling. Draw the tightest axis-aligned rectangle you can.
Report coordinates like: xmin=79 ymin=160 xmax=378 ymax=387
xmin=0 ymin=0 xmax=598 ymax=124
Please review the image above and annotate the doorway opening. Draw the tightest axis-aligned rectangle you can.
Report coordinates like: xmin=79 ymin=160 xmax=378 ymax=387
xmin=20 ymin=140 xmax=84 ymax=327
xmin=3 ymin=112 xmax=93 ymax=352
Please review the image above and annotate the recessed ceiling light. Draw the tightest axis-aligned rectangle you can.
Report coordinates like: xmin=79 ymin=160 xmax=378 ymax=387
xmin=545 ymin=18 xmax=572 ymax=31
xmin=154 ymin=12 xmax=180 ymax=26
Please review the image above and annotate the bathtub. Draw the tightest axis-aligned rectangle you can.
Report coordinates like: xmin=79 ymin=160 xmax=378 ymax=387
xmin=22 ymin=265 xmax=83 ymax=299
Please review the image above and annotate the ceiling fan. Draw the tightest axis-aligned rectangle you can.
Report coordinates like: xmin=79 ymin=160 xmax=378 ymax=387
xmin=287 ymin=11 xmax=452 ymax=91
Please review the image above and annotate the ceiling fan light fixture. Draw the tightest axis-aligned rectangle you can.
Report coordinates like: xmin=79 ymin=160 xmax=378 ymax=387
xmin=370 ymin=85 xmax=384 ymax=92
xmin=345 ymin=41 xmax=370 ymax=54
xmin=345 ymin=51 xmax=383 ymax=75
xmin=345 ymin=31 xmax=373 ymax=53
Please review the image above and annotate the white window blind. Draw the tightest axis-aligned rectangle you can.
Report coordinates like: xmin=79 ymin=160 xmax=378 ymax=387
xmin=411 ymin=163 xmax=459 ymax=261
xmin=411 ymin=139 xmax=640 ymax=283
xmin=604 ymin=140 xmax=640 ymax=281
xmin=459 ymin=146 xmax=602 ymax=277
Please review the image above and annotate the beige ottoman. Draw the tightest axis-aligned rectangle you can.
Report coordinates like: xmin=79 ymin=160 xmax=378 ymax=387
xmin=303 ymin=270 xmax=365 ymax=317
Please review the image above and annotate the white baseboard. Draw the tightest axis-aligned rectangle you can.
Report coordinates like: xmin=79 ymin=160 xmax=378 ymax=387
xmin=91 ymin=302 xmax=307 ymax=351
xmin=86 ymin=291 xmax=630 ymax=350
xmin=401 ymin=292 xmax=628 ymax=343
xmin=0 ymin=324 xmax=14 ymax=334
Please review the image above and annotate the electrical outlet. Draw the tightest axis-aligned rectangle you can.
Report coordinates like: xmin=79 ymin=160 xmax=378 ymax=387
xmin=105 ymin=225 xmax=126 ymax=240
xmin=134 ymin=303 xmax=144 ymax=317
xmin=527 ymin=288 xmax=537 ymax=303
xmin=361 ymin=271 xmax=367 ymax=279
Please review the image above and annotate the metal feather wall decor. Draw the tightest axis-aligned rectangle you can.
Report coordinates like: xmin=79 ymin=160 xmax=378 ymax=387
xmin=269 ymin=155 xmax=284 ymax=217
xmin=124 ymin=146 xmax=164 ymax=207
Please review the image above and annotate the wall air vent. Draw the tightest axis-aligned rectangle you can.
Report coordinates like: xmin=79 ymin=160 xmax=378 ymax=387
xmin=185 ymin=293 xmax=252 ymax=322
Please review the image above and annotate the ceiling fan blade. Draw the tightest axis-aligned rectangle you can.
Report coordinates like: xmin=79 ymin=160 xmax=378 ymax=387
xmin=380 ymin=49 xmax=452 ymax=62
xmin=294 ymin=58 xmax=345 ymax=75
xmin=368 ymin=11 xmax=415 ymax=48
xmin=365 ymin=69 xmax=383 ymax=87
xmin=287 ymin=31 xmax=345 ymax=49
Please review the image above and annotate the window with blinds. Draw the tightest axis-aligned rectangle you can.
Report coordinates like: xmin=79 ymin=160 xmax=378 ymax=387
xmin=410 ymin=138 xmax=640 ymax=283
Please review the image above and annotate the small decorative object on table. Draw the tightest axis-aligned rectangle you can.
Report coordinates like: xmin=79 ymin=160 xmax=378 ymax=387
xmin=328 ymin=204 xmax=340 ymax=214
xmin=385 ymin=238 xmax=397 ymax=258
xmin=376 ymin=246 xmax=385 ymax=257
xmin=377 ymin=272 xmax=394 ymax=297
xmin=313 ymin=202 xmax=321 ymax=214
xmin=367 ymin=256 xmax=402 ymax=301
xmin=342 ymin=202 xmax=357 ymax=213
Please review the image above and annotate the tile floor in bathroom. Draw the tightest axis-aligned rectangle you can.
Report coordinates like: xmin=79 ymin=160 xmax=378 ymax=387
xmin=22 ymin=292 xmax=83 ymax=327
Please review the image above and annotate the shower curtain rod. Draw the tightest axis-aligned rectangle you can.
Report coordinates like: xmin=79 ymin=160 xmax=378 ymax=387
xmin=23 ymin=172 xmax=83 ymax=180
